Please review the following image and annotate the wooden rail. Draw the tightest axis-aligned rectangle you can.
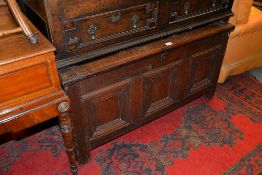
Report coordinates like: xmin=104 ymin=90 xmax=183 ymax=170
xmin=6 ymin=0 xmax=38 ymax=43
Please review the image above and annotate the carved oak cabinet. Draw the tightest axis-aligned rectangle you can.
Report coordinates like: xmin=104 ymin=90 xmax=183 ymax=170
xmin=20 ymin=0 xmax=235 ymax=169
xmin=60 ymin=23 xmax=234 ymax=164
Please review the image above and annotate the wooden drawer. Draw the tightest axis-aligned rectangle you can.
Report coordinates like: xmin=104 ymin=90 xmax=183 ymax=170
xmin=43 ymin=0 xmax=161 ymax=65
xmin=169 ymin=0 xmax=229 ymax=24
xmin=64 ymin=2 xmax=158 ymax=52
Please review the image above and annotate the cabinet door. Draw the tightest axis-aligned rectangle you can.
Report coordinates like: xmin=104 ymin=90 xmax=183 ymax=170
xmin=142 ymin=60 xmax=184 ymax=118
xmin=81 ymin=79 xmax=132 ymax=141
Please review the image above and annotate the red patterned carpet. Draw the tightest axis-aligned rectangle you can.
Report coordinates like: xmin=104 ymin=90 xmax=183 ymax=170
xmin=1 ymin=73 xmax=262 ymax=175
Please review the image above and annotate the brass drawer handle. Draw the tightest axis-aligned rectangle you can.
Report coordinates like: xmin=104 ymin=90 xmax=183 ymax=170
xmin=184 ymin=1 xmax=191 ymax=14
xmin=131 ymin=14 xmax=139 ymax=28
xmin=87 ymin=25 xmax=97 ymax=40
xmin=212 ymin=0 xmax=217 ymax=7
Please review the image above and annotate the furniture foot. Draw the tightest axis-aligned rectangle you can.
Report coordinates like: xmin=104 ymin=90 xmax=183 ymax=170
xmin=77 ymin=149 xmax=90 ymax=165
xmin=205 ymin=88 xmax=216 ymax=101
xmin=58 ymin=102 xmax=78 ymax=175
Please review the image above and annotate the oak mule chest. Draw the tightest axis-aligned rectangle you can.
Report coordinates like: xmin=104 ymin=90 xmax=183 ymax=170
xmin=20 ymin=0 xmax=235 ymax=166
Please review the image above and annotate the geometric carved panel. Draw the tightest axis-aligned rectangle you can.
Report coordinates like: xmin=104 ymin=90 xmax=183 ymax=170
xmin=188 ymin=45 xmax=221 ymax=94
xmin=81 ymin=80 xmax=130 ymax=140
xmin=142 ymin=62 xmax=179 ymax=117
xmin=63 ymin=3 xmax=158 ymax=52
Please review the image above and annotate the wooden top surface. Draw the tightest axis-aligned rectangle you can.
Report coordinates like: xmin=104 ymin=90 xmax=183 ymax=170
xmin=60 ymin=23 xmax=234 ymax=86
xmin=0 ymin=6 xmax=54 ymax=65
xmin=0 ymin=8 xmax=19 ymax=31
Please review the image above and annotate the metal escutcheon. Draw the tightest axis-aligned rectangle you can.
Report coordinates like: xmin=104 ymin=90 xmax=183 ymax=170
xmin=109 ymin=12 xmax=121 ymax=23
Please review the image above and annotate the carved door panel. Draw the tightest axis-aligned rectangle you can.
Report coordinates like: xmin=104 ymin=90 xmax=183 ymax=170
xmin=81 ymin=79 xmax=132 ymax=142
xmin=187 ymin=45 xmax=222 ymax=95
xmin=142 ymin=60 xmax=184 ymax=118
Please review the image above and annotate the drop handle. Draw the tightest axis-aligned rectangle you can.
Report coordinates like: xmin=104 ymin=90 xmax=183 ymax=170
xmin=212 ymin=0 xmax=217 ymax=7
xmin=184 ymin=1 xmax=191 ymax=14
xmin=87 ymin=25 xmax=97 ymax=40
xmin=131 ymin=15 xmax=139 ymax=28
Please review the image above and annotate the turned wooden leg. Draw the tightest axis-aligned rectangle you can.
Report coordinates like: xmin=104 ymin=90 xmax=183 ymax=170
xmin=58 ymin=101 xmax=78 ymax=175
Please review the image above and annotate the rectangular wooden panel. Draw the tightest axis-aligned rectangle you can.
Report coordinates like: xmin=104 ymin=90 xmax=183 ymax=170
xmin=142 ymin=60 xmax=182 ymax=117
xmin=81 ymin=80 xmax=131 ymax=141
xmin=188 ymin=45 xmax=222 ymax=94
xmin=0 ymin=62 xmax=52 ymax=103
